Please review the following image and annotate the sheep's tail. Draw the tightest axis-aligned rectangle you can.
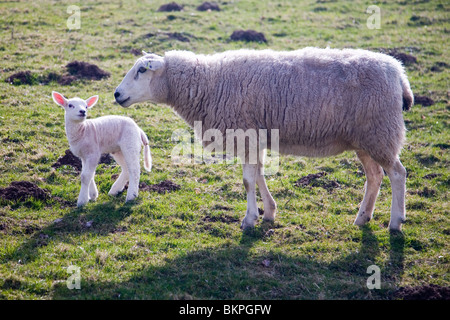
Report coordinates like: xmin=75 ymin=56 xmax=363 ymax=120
xmin=401 ymin=73 xmax=414 ymax=111
xmin=140 ymin=129 xmax=152 ymax=172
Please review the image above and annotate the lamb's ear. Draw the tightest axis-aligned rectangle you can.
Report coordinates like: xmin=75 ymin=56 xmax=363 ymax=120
xmin=52 ymin=91 xmax=67 ymax=108
xmin=145 ymin=57 xmax=165 ymax=71
xmin=85 ymin=95 xmax=99 ymax=109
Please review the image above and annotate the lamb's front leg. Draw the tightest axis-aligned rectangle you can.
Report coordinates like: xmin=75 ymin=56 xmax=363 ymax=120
xmin=241 ymin=163 xmax=259 ymax=230
xmin=78 ymin=157 xmax=98 ymax=207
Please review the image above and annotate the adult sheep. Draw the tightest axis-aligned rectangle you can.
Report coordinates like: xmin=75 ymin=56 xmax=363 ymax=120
xmin=114 ymin=47 xmax=413 ymax=231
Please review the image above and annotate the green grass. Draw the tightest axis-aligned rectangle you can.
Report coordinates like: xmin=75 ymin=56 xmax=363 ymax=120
xmin=0 ymin=0 xmax=449 ymax=300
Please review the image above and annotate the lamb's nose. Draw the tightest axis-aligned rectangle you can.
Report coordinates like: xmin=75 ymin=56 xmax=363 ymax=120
xmin=114 ymin=91 xmax=120 ymax=99
xmin=80 ymin=110 xmax=86 ymax=115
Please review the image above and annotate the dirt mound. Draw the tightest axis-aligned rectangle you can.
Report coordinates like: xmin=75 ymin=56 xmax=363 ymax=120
xmin=395 ymin=284 xmax=450 ymax=300
xmin=139 ymin=180 xmax=181 ymax=194
xmin=0 ymin=181 xmax=50 ymax=202
xmin=379 ymin=48 xmax=417 ymax=65
xmin=414 ymin=95 xmax=434 ymax=106
xmin=52 ymin=149 xmax=114 ymax=172
xmin=66 ymin=61 xmax=110 ymax=81
xmin=294 ymin=172 xmax=340 ymax=190
xmin=197 ymin=2 xmax=221 ymax=11
xmin=166 ymin=32 xmax=190 ymax=42
xmin=230 ymin=29 xmax=267 ymax=43
xmin=430 ymin=61 xmax=448 ymax=72
xmin=5 ymin=71 xmax=37 ymax=85
xmin=157 ymin=2 xmax=183 ymax=12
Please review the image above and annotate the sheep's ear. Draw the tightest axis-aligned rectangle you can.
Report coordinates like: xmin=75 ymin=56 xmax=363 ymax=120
xmin=145 ymin=57 xmax=164 ymax=71
xmin=85 ymin=95 xmax=99 ymax=109
xmin=52 ymin=91 xmax=67 ymax=107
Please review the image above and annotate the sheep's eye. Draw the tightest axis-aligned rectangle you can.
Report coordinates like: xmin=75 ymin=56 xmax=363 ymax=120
xmin=68 ymin=104 xmax=74 ymax=109
xmin=138 ymin=66 xmax=147 ymax=74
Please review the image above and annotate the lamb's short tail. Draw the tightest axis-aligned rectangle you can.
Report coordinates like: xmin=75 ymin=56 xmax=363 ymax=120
xmin=140 ymin=129 xmax=152 ymax=172
xmin=401 ymin=73 xmax=414 ymax=111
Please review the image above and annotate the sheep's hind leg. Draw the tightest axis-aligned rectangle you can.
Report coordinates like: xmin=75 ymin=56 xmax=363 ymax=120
xmin=78 ymin=157 xmax=99 ymax=207
xmin=241 ymin=163 xmax=259 ymax=230
xmin=108 ymin=152 xmax=129 ymax=196
xmin=354 ymin=150 xmax=384 ymax=226
xmin=382 ymin=159 xmax=407 ymax=231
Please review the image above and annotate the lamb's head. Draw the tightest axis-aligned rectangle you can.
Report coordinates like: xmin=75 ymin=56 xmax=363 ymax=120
xmin=52 ymin=91 xmax=99 ymax=123
xmin=114 ymin=52 xmax=165 ymax=107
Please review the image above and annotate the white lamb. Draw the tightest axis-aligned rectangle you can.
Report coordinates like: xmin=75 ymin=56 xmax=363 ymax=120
xmin=114 ymin=48 xmax=413 ymax=231
xmin=52 ymin=91 xmax=152 ymax=207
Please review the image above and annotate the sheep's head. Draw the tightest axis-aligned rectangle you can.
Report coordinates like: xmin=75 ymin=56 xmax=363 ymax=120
xmin=52 ymin=91 xmax=98 ymax=123
xmin=114 ymin=52 xmax=165 ymax=107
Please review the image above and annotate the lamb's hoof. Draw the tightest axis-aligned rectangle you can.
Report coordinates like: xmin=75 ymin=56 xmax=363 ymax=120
xmin=125 ymin=193 xmax=138 ymax=202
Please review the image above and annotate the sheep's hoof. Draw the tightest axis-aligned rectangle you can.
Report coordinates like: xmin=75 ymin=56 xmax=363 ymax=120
xmin=77 ymin=201 xmax=88 ymax=208
xmin=353 ymin=211 xmax=371 ymax=227
xmin=388 ymin=217 xmax=405 ymax=232
xmin=240 ymin=215 xmax=258 ymax=230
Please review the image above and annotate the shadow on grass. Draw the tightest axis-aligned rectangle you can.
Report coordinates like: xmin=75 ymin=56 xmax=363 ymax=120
xmin=51 ymin=223 xmax=406 ymax=300
xmin=2 ymin=198 xmax=137 ymax=265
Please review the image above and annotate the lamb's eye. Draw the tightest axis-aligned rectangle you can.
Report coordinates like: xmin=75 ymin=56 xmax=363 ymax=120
xmin=68 ymin=104 xmax=74 ymax=108
xmin=138 ymin=66 xmax=147 ymax=74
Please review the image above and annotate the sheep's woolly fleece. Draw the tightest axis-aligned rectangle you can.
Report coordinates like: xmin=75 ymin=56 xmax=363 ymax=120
xmin=161 ymin=48 xmax=413 ymax=166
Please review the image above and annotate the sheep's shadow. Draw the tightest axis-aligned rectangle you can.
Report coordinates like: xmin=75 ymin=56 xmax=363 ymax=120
xmin=3 ymin=198 xmax=137 ymax=265
xmin=52 ymin=223 xmax=406 ymax=300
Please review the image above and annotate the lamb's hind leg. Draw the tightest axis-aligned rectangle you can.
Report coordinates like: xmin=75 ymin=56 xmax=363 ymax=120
xmin=382 ymin=159 xmax=407 ymax=231
xmin=122 ymin=147 xmax=141 ymax=202
xmin=354 ymin=150 xmax=384 ymax=226
xmin=108 ymin=151 xmax=129 ymax=196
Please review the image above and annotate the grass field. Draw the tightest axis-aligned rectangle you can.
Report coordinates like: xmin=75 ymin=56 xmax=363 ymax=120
xmin=0 ymin=0 xmax=448 ymax=300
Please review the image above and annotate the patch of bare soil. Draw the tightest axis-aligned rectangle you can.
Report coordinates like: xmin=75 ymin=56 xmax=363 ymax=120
xmin=157 ymin=2 xmax=183 ymax=12
xmin=202 ymin=214 xmax=239 ymax=224
xmin=139 ymin=180 xmax=181 ymax=194
xmin=414 ymin=95 xmax=434 ymax=106
xmin=294 ymin=172 xmax=340 ymax=191
xmin=65 ymin=61 xmax=111 ymax=81
xmin=430 ymin=61 xmax=449 ymax=72
xmin=4 ymin=71 xmax=36 ymax=85
xmin=197 ymin=2 xmax=221 ymax=11
xmin=230 ymin=29 xmax=267 ymax=43
xmin=379 ymin=48 xmax=417 ymax=65
xmin=394 ymin=284 xmax=450 ymax=300
xmin=0 ymin=181 xmax=50 ymax=202
xmin=52 ymin=149 xmax=113 ymax=172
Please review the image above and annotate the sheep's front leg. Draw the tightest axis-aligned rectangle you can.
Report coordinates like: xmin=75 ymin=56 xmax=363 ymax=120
xmin=256 ymin=151 xmax=277 ymax=222
xmin=241 ymin=163 xmax=259 ymax=230
xmin=78 ymin=157 xmax=98 ymax=207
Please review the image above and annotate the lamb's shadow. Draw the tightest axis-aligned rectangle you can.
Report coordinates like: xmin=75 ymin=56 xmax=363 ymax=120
xmin=52 ymin=223 xmax=405 ymax=300
xmin=3 ymin=199 xmax=136 ymax=265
